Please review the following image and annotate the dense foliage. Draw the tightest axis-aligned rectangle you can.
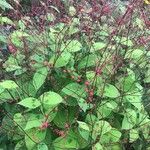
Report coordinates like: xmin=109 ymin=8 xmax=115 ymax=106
xmin=0 ymin=0 xmax=150 ymax=149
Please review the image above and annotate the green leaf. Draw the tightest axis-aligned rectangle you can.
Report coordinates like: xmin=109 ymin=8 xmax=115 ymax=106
xmin=69 ymin=6 xmax=76 ymax=16
xmin=37 ymin=143 xmax=48 ymax=150
xmin=3 ymin=55 xmax=21 ymax=72
xmin=62 ymin=83 xmax=86 ymax=99
xmin=0 ymin=35 xmax=7 ymax=43
xmin=97 ymin=106 xmax=111 ymax=119
xmin=62 ymin=40 xmax=82 ymax=52
xmin=99 ymin=31 xmax=109 ymax=36
xmin=14 ymin=140 xmax=25 ymax=150
xmin=75 ymin=129 xmax=90 ymax=149
xmin=77 ymin=121 xmax=89 ymax=131
xmin=0 ymin=89 xmax=18 ymax=103
xmin=18 ymin=97 xmax=41 ymax=109
xmin=97 ymin=100 xmax=118 ymax=119
xmin=16 ymin=79 xmax=37 ymax=98
xmin=49 ymin=52 xmax=71 ymax=68
xmin=117 ymin=75 xmax=136 ymax=92
xmin=143 ymin=67 xmax=150 ymax=83
xmin=25 ymin=128 xmax=46 ymax=150
xmin=135 ymin=18 xmax=144 ymax=29
xmin=11 ymin=31 xmax=29 ymax=38
xmin=122 ymin=109 xmax=137 ymax=130
xmin=86 ymin=71 xmax=103 ymax=87
xmin=92 ymin=121 xmax=112 ymax=140
xmin=77 ymin=121 xmax=90 ymax=141
xmin=140 ymin=125 xmax=150 ymax=139
xmin=129 ymin=129 xmax=139 ymax=142
xmin=124 ymin=93 xmax=142 ymax=110
xmin=92 ymin=143 xmax=103 ymax=150
xmin=125 ymin=49 xmax=144 ymax=60
xmin=85 ymin=114 xmax=98 ymax=127
xmin=47 ymin=13 xmax=55 ymax=22
xmin=18 ymin=20 xmax=26 ymax=30
xmin=24 ymin=114 xmax=42 ymax=130
xmin=0 ymin=80 xmax=18 ymax=89
xmin=137 ymin=112 xmax=150 ymax=126
xmin=10 ymin=31 xmax=29 ymax=47
xmin=53 ymin=106 xmax=76 ymax=128
xmin=116 ymin=37 xmax=133 ymax=46
xmin=121 ymin=38 xmax=133 ymax=46
xmin=33 ymin=67 xmax=48 ymax=91
xmin=0 ymin=86 xmax=4 ymax=94
xmin=144 ymin=75 xmax=150 ymax=83
xmin=78 ymin=54 xmax=100 ymax=69
xmin=13 ymin=113 xmax=26 ymax=129
xmin=103 ymin=84 xmax=120 ymax=98
xmin=68 ymin=18 xmax=79 ymax=35
xmin=0 ymin=16 xmax=14 ymax=25
xmin=40 ymin=91 xmax=63 ymax=110
xmin=0 ymin=0 xmax=13 ymax=10
xmin=100 ymin=128 xmax=122 ymax=144
xmin=78 ymin=98 xmax=90 ymax=112
xmin=53 ymin=133 xmax=79 ymax=149
xmin=30 ymin=54 xmax=46 ymax=69
xmin=91 ymin=42 xmax=106 ymax=51
xmin=106 ymin=143 xmax=122 ymax=150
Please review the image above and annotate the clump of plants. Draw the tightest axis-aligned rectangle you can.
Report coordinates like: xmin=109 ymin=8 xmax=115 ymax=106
xmin=0 ymin=0 xmax=150 ymax=149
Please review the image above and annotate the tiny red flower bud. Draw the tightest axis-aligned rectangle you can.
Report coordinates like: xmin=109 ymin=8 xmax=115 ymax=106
xmin=89 ymin=91 xmax=94 ymax=97
xmin=59 ymin=131 xmax=65 ymax=137
xmin=85 ymin=81 xmax=90 ymax=86
xmin=77 ymin=79 xmax=81 ymax=82
xmin=65 ymin=123 xmax=69 ymax=129
xmin=78 ymin=76 xmax=81 ymax=79
xmin=31 ymin=60 xmax=36 ymax=64
xmin=71 ymin=76 xmax=75 ymax=79
xmin=8 ymin=44 xmax=17 ymax=53
xmin=63 ymin=69 xmax=67 ymax=73
xmin=85 ymin=88 xmax=89 ymax=92
xmin=67 ymin=70 xmax=71 ymax=73
xmin=43 ymin=61 xmax=49 ymax=66
xmin=39 ymin=121 xmax=49 ymax=130
xmin=95 ymin=68 xmax=102 ymax=75
xmin=87 ymin=97 xmax=93 ymax=103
